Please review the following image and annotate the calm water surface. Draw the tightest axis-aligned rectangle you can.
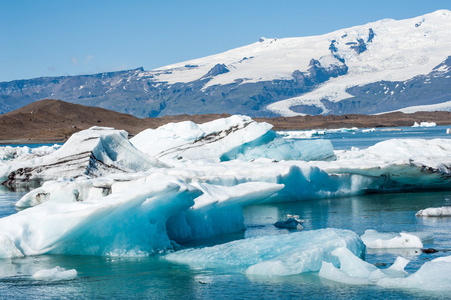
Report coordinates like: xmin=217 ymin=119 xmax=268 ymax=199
xmin=1 ymin=127 xmax=450 ymax=299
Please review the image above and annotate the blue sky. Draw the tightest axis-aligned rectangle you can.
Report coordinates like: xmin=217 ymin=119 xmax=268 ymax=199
xmin=1 ymin=0 xmax=450 ymax=82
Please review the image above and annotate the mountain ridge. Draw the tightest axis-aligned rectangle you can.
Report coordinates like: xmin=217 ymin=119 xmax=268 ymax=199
xmin=1 ymin=10 xmax=451 ymax=118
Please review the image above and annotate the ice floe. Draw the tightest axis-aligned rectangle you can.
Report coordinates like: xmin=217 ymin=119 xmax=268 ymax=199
xmin=131 ymin=115 xmax=334 ymax=164
xmin=412 ymin=121 xmax=437 ymax=127
xmin=165 ymin=228 xmax=364 ymax=276
xmin=0 ymin=127 xmax=166 ymax=188
xmin=416 ymin=206 xmax=451 ymax=217
xmin=32 ymin=266 xmax=77 ymax=281
xmin=377 ymin=255 xmax=451 ymax=291
xmin=360 ymin=230 xmax=424 ymax=249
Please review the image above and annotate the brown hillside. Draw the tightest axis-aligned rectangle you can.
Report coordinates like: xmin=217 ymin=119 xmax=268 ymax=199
xmin=1 ymin=99 xmax=451 ymax=144
xmin=0 ymin=100 xmax=232 ymax=143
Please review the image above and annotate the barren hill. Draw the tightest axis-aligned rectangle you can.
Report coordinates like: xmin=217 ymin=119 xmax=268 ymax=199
xmin=0 ymin=99 xmax=450 ymax=144
xmin=0 ymin=100 xmax=230 ymax=143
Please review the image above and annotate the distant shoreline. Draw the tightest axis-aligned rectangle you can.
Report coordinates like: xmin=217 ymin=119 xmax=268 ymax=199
xmin=1 ymin=99 xmax=450 ymax=145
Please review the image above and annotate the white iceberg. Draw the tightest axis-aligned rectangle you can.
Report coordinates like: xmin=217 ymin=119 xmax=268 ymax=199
xmin=131 ymin=115 xmax=334 ymax=164
xmin=377 ymin=256 xmax=451 ymax=291
xmin=361 ymin=128 xmax=376 ymax=133
xmin=360 ymin=230 xmax=424 ymax=249
xmin=0 ymin=127 xmax=166 ymax=188
xmin=412 ymin=121 xmax=437 ymax=127
xmin=416 ymin=206 xmax=451 ymax=217
xmin=32 ymin=266 xmax=77 ymax=281
xmin=316 ymin=139 xmax=451 ymax=190
xmin=131 ymin=116 xmax=273 ymax=164
xmin=0 ymin=144 xmax=60 ymax=163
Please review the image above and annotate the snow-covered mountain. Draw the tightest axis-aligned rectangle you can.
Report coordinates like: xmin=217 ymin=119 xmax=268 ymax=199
xmin=1 ymin=10 xmax=451 ymax=117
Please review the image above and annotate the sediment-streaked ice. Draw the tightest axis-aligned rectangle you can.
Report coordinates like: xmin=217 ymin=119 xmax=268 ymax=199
xmin=131 ymin=115 xmax=335 ymax=164
xmin=0 ymin=127 xmax=166 ymax=188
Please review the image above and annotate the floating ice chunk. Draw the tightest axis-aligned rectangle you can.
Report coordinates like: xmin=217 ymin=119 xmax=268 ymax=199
xmin=412 ymin=121 xmax=437 ymax=127
xmin=1 ymin=127 xmax=166 ymax=188
xmin=416 ymin=206 xmax=451 ymax=217
xmin=32 ymin=266 xmax=77 ymax=281
xmin=383 ymin=256 xmax=410 ymax=277
xmin=221 ymin=138 xmax=335 ymax=162
xmin=361 ymin=128 xmax=376 ymax=133
xmin=167 ymin=181 xmax=284 ymax=242
xmin=361 ymin=229 xmax=423 ymax=249
xmin=0 ymin=174 xmax=200 ymax=257
xmin=325 ymin=127 xmax=358 ymax=133
xmin=319 ymin=248 xmax=408 ymax=285
xmin=277 ymin=130 xmax=324 ymax=139
xmin=131 ymin=115 xmax=273 ymax=164
xmin=165 ymin=228 xmax=364 ymax=276
xmin=166 ymin=160 xmax=378 ymax=202
xmin=319 ymin=138 xmax=451 ymax=190
xmin=319 ymin=261 xmax=371 ymax=285
xmin=0 ymin=145 xmax=60 ymax=163
xmin=15 ymin=173 xmax=148 ymax=208
xmin=377 ymin=255 xmax=451 ymax=291
xmin=0 ymin=234 xmax=24 ymax=258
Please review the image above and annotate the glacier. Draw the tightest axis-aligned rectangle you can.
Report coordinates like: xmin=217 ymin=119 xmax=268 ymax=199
xmin=0 ymin=116 xmax=450 ymax=293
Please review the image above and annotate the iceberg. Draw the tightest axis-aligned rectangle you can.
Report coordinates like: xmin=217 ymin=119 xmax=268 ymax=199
xmin=315 ymin=139 xmax=451 ymax=190
xmin=360 ymin=230 xmax=424 ymax=249
xmin=319 ymin=248 xmax=413 ymax=286
xmin=416 ymin=206 xmax=451 ymax=217
xmin=166 ymin=181 xmax=284 ymax=242
xmin=165 ymin=228 xmax=365 ymax=276
xmin=377 ymin=256 xmax=451 ymax=291
xmin=0 ymin=174 xmax=201 ymax=257
xmin=0 ymin=144 xmax=60 ymax=163
xmin=0 ymin=127 xmax=166 ymax=189
xmin=277 ymin=130 xmax=325 ymax=139
xmin=131 ymin=115 xmax=335 ymax=164
xmin=131 ymin=116 xmax=273 ymax=164
xmin=412 ymin=121 xmax=437 ymax=127
xmin=1 ymin=116 xmax=451 ymax=261
xmin=221 ymin=138 xmax=335 ymax=162
xmin=32 ymin=266 xmax=77 ymax=281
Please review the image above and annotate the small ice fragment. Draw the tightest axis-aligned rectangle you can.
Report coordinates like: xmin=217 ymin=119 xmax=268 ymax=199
xmin=416 ymin=206 xmax=451 ymax=217
xmin=32 ymin=266 xmax=77 ymax=281
xmin=274 ymin=214 xmax=304 ymax=229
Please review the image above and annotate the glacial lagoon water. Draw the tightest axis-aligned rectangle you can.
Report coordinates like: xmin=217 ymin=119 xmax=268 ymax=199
xmin=1 ymin=126 xmax=451 ymax=299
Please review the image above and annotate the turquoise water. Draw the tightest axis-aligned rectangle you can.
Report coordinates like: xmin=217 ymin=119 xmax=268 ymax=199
xmin=1 ymin=191 xmax=450 ymax=299
xmin=313 ymin=125 xmax=451 ymax=150
xmin=1 ymin=127 xmax=451 ymax=299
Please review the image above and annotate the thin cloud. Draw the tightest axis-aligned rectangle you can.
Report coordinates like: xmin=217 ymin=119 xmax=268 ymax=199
xmin=47 ymin=66 xmax=56 ymax=72
xmin=71 ymin=57 xmax=78 ymax=66
xmin=84 ymin=55 xmax=94 ymax=65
